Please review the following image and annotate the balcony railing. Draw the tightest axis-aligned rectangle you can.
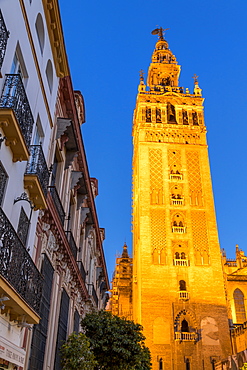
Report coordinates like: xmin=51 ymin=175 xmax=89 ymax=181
xmin=174 ymin=259 xmax=189 ymax=266
xmin=88 ymin=283 xmax=98 ymax=307
xmin=78 ymin=261 xmax=86 ymax=281
xmin=172 ymin=226 xmax=186 ymax=234
xmin=48 ymin=186 xmax=65 ymax=225
xmin=0 ymin=10 xmax=9 ymax=73
xmin=170 ymin=174 xmax=183 ymax=181
xmin=0 ymin=74 xmax=34 ymax=147
xmin=178 ymin=291 xmax=189 ymax=300
xmin=171 ymin=198 xmax=184 ymax=206
xmin=0 ymin=207 xmax=43 ymax=313
xmin=25 ymin=145 xmax=49 ymax=196
xmin=65 ymin=231 xmax=77 ymax=260
xmin=175 ymin=332 xmax=197 ymax=341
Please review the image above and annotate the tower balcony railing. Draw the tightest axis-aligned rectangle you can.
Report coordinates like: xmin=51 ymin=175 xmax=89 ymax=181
xmin=24 ymin=145 xmax=49 ymax=210
xmin=170 ymin=174 xmax=183 ymax=181
xmin=0 ymin=10 xmax=9 ymax=74
xmin=175 ymin=332 xmax=197 ymax=341
xmin=0 ymin=74 xmax=34 ymax=149
xmin=174 ymin=259 xmax=189 ymax=267
xmin=172 ymin=226 xmax=186 ymax=234
xmin=88 ymin=283 xmax=98 ymax=307
xmin=48 ymin=186 xmax=65 ymax=226
xmin=0 ymin=207 xmax=43 ymax=316
xmin=65 ymin=231 xmax=77 ymax=260
xmin=178 ymin=291 xmax=189 ymax=300
xmin=171 ymin=198 xmax=184 ymax=206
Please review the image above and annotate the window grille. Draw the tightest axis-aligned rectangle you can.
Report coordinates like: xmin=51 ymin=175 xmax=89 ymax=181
xmin=29 ymin=255 xmax=54 ymax=370
xmin=54 ymin=289 xmax=70 ymax=370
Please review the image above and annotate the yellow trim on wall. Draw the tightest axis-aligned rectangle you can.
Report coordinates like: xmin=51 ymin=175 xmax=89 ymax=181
xmin=42 ymin=0 xmax=70 ymax=78
xmin=0 ymin=276 xmax=40 ymax=324
xmin=19 ymin=0 xmax=54 ymax=128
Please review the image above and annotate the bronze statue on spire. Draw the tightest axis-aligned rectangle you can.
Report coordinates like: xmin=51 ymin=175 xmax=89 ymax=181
xmin=151 ymin=27 xmax=169 ymax=40
xmin=193 ymin=74 xmax=199 ymax=84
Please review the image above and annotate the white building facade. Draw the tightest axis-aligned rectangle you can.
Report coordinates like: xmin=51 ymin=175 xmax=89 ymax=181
xmin=0 ymin=1 xmax=109 ymax=369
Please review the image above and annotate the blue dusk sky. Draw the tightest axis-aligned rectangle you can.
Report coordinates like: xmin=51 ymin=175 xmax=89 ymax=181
xmin=59 ymin=0 xmax=247 ymax=279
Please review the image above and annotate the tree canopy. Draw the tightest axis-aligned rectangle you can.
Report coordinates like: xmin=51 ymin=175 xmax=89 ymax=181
xmin=61 ymin=332 xmax=96 ymax=370
xmin=81 ymin=310 xmax=152 ymax=370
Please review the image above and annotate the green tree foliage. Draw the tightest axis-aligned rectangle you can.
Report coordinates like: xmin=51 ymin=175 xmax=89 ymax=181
xmin=61 ymin=332 xmax=96 ymax=370
xmin=81 ymin=311 xmax=152 ymax=370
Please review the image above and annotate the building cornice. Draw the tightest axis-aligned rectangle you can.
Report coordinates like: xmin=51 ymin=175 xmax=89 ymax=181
xmin=42 ymin=0 xmax=69 ymax=77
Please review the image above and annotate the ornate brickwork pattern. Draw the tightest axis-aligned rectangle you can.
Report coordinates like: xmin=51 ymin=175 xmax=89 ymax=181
xmin=191 ymin=211 xmax=208 ymax=252
xmin=168 ymin=149 xmax=181 ymax=173
xmin=150 ymin=209 xmax=166 ymax=250
xmin=149 ymin=149 xmax=163 ymax=204
xmin=186 ymin=151 xmax=203 ymax=206
xmin=145 ymin=131 xmax=201 ymax=145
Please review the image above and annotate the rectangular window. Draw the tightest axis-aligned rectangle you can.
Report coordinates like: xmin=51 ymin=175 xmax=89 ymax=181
xmin=73 ymin=310 xmax=80 ymax=334
xmin=33 ymin=115 xmax=44 ymax=145
xmin=29 ymin=255 xmax=54 ymax=370
xmin=10 ymin=44 xmax=28 ymax=86
xmin=54 ymin=289 xmax=70 ymax=370
xmin=0 ymin=161 xmax=8 ymax=206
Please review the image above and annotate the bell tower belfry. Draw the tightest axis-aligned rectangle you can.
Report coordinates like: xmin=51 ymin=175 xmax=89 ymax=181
xmin=132 ymin=28 xmax=231 ymax=369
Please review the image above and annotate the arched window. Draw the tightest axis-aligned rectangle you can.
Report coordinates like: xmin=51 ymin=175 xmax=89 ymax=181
xmin=181 ymin=319 xmax=189 ymax=332
xmin=234 ymin=288 xmax=246 ymax=323
xmin=146 ymin=107 xmax=151 ymax=122
xmin=167 ymin=103 xmax=177 ymax=123
xmin=45 ymin=59 xmax=53 ymax=93
xmin=159 ymin=358 xmax=163 ymax=370
xmin=185 ymin=358 xmax=190 ymax=370
xmin=181 ymin=252 xmax=186 ymax=259
xmin=179 ymin=280 xmax=186 ymax=291
xmin=175 ymin=252 xmax=180 ymax=259
xmin=153 ymin=249 xmax=159 ymax=265
xmin=35 ymin=13 xmax=45 ymax=54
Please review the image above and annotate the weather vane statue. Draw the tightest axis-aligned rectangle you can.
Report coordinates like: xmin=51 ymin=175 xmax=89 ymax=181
xmin=151 ymin=27 xmax=169 ymax=40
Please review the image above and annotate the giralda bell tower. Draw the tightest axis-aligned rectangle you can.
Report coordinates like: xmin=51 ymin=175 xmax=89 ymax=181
xmin=132 ymin=28 xmax=231 ymax=369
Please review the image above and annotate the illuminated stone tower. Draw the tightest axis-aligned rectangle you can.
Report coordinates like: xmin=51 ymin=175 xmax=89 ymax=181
xmin=132 ymin=28 xmax=231 ymax=369
xmin=111 ymin=243 xmax=133 ymax=319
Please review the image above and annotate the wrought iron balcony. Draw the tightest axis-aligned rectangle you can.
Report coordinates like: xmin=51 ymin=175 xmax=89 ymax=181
xmin=88 ymin=283 xmax=98 ymax=307
xmin=171 ymin=197 xmax=184 ymax=206
xmin=78 ymin=261 xmax=86 ymax=281
xmin=175 ymin=332 xmax=197 ymax=341
xmin=172 ymin=226 xmax=186 ymax=234
xmin=24 ymin=145 xmax=49 ymax=210
xmin=0 ymin=10 xmax=9 ymax=74
xmin=0 ymin=74 xmax=34 ymax=146
xmin=65 ymin=231 xmax=77 ymax=260
xmin=170 ymin=174 xmax=183 ymax=181
xmin=0 ymin=207 xmax=43 ymax=318
xmin=178 ymin=291 xmax=189 ymax=300
xmin=48 ymin=186 xmax=65 ymax=225
xmin=174 ymin=259 xmax=189 ymax=267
